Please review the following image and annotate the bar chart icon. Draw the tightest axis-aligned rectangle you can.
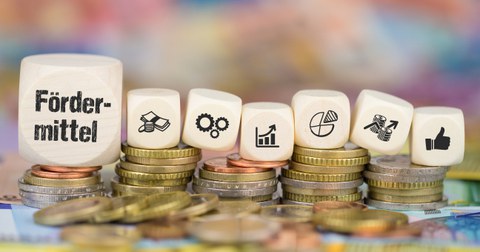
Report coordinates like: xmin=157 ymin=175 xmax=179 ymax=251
xmin=255 ymin=124 xmax=279 ymax=148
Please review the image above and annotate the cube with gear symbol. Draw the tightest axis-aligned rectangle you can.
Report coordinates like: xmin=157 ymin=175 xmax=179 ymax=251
xmin=182 ymin=88 xmax=242 ymax=151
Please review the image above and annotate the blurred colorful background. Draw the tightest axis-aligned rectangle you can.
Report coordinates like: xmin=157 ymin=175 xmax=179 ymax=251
xmin=1 ymin=0 xmax=479 ymax=162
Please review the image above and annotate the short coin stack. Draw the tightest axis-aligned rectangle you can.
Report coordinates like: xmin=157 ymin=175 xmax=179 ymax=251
xmin=112 ymin=142 xmax=201 ymax=196
xmin=18 ymin=164 xmax=104 ymax=208
xmin=365 ymin=155 xmax=449 ymax=210
xmin=192 ymin=154 xmax=285 ymax=205
xmin=280 ymin=144 xmax=369 ymax=205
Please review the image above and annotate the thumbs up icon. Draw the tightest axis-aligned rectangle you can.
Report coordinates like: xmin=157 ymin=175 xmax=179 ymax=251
xmin=425 ymin=127 xmax=450 ymax=150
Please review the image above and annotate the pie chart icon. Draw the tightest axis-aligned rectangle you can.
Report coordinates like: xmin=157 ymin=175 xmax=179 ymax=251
xmin=309 ymin=110 xmax=338 ymax=137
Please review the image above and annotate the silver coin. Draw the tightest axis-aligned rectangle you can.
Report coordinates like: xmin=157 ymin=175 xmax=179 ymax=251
xmin=193 ymin=175 xmax=278 ymax=190
xmin=369 ymin=155 xmax=448 ymax=175
xmin=19 ymin=190 xmax=104 ymax=202
xmin=192 ymin=184 xmax=277 ymax=197
xmin=21 ymin=198 xmax=56 ymax=209
xmin=18 ymin=179 xmax=105 ymax=195
xmin=279 ymin=176 xmax=363 ymax=190
xmin=363 ymin=170 xmax=445 ymax=183
xmin=366 ymin=197 xmax=448 ymax=210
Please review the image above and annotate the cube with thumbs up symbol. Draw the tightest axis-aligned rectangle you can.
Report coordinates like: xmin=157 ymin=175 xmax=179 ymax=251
xmin=410 ymin=106 xmax=464 ymax=166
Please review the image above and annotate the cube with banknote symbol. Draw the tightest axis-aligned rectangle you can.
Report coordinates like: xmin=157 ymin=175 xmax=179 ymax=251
xmin=410 ymin=106 xmax=464 ymax=166
xmin=350 ymin=89 xmax=414 ymax=155
xmin=127 ymin=88 xmax=180 ymax=149
xmin=291 ymin=89 xmax=350 ymax=149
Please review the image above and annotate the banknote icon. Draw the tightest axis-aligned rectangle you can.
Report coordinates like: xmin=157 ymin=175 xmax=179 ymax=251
xmin=138 ymin=111 xmax=170 ymax=133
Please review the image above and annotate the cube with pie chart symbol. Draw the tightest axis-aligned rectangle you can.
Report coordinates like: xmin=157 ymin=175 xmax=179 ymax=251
xmin=410 ymin=106 xmax=464 ymax=166
xmin=239 ymin=102 xmax=294 ymax=161
xmin=350 ymin=89 xmax=413 ymax=155
xmin=182 ymin=88 xmax=242 ymax=151
xmin=292 ymin=89 xmax=350 ymax=149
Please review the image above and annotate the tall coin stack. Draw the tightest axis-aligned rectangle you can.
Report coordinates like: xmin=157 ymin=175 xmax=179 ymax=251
xmin=280 ymin=144 xmax=369 ymax=205
xmin=112 ymin=142 xmax=201 ymax=196
xmin=365 ymin=155 xmax=449 ymax=210
xmin=192 ymin=153 xmax=286 ymax=205
xmin=18 ymin=165 xmax=104 ymax=208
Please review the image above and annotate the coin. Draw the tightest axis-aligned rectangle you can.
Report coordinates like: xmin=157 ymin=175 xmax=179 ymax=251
xmin=353 ymin=225 xmax=422 ymax=238
xmin=227 ymin=153 xmax=288 ymax=168
xmin=313 ymin=209 xmax=408 ymax=234
xmin=365 ymin=178 xmax=443 ymax=190
xmin=126 ymin=154 xmax=202 ymax=166
xmin=212 ymin=200 xmax=261 ymax=217
xmin=368 ymin=186 xmax=444 ymax=197
xmin=24 ymin=170 xmax=102 ymax=187
xmin=292 ymin=153 xmax=370 ymax=166
xmin=115 ymin=165 xmax=194 ymax=180
xmin=18 ymin=178 xmax=104 ymax=195
xmin=220 ymin=194 xmax=273 ymax=202
xmin=369 ymin=155 xmax=448 ymax=175
xmin=368 ymin=191 xmax=444 ymax=204
xmin=167 ymin=193 xmax=219 ymax=221
xmin=363 ymin=170 xmax=445 ymax=183
xmin=90 ymin=195 xmax=149 ymax=223
xmin=193 ymin=176 xmax=278 ymax=190
xmin=31 ymin=165 xmax=92 ymax=179
xmin=366 ymin=197 xmax=448 ymax=210
xmin=121 ymin=142 xmax=200 ymax=158
xmin=294 ymin=144 xmax=368 ymax=159
xmin=290 ymin=161 xmax=365 ymax=174
xmin=282 ymin=168 xmax=362 ymax=182
xmin=199 ymin=168 xmax=276 ymax=182
xmin=138 ymin=220 xmax=188 ymax=240
xmin=260 ymin=205 xmax=313 ymax=223
xmin=313 ymin=201 xmax=368 ymax=213
xmin=193 ymin=184 xmax=277 ymax=198
xmin=111 ymin=176 xmax=186 ymax=195
xmin=258 ymin=195 xmax=281 ymax=206
xmin=119 ymin=157 xmax=196 ymax=173
xmin=187 ymin=214 xmax=281 ymax=243
xmin=61 ymin=224 xmax=141 ymax=248
xmin=119 ymin=176 xmax=190 ymax=187
xmin=203 ymin=157 xmax=272 ymax=173
xmin=40 ymin=165 xmax=102 ymax=173
xmin=19 ymin=190 xmax=103 ymax=202
xmin=284 ymin=191 xmax=362 ymax=203
xmin=21 ymin=197 xmax=57 ymax=209
xmin=34 ymin=197 xmax=112 ymax=226
xmin=282 ymin=185 xmax=357 ymax=196
xmin=121 ymin=191 xmax=191 ymax=223
xmin=280 ymin=176 xmax=363 ymax=190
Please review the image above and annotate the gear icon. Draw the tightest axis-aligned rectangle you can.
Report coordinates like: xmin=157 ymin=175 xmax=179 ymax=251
xmin=210 ymin=129 xmax=220 ymax=139
xmin=215 ymin=117 xmax=229 ymax=131
xmin=196 ymin=113 xmax=214 ymax=132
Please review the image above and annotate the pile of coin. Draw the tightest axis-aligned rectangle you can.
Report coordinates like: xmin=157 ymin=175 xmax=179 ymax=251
xmin=112 ymin=142 xmax=201 ymax=196
xmin=192 ymin=154 xmax=286 ymax=205
xmin=280 ymin=144 xmax=369 ymax=205
xmin=365 ymin=155 xmax=449 ymax=210
xmin=18 ymin=164 xmax=104 ymax=208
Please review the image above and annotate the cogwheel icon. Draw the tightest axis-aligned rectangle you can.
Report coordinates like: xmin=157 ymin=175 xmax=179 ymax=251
xmin=196 ymin=113 xmax=214 ymax=132
xmin=215 ymin=117 xmax=229 ymax=131
xmin=210 ymin=129 xmax=220 ymax=139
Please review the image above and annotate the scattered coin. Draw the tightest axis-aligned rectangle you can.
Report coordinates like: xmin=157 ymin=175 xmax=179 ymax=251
xmin=260 ymin=204 xmax=313 ymax=223
xmin=61 ymin=224 xmax=141 ymax=249
xmin=313 ymin=201 xmax=367 ymax=213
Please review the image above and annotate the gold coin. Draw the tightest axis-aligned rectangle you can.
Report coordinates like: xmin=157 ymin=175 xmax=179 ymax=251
xmin=115 ymin=165 xmax=194 ymax=180
xmin=282 ymin=185 xmax=357 ymax=196
xmin=34 ymin=197 xmax=112 ymax=226
xmin=368 ymin=191 xmax=444 ymax=203
xmin=61 ymin=224 xmax=141 ymax=249
xmin=119 ymin=156 xmax=196 ymax=173
xmin=290 ymin=161 xmax=365 ymax=174
xmin=294 ymin=144 xmax=368 ymax=159
xmin=138 ymin=220 xmax=188 ymax=240
xmin=283 ymin=191 xmax=362 ymax=203
xmin=213 ymin=200 xmax=261 ymax=217
xmin=365 ymin=178 xmax=443 ymax=190
xmin=220 ymin=194 xmax=273 ymax=202
xmin=121 ymin=191 xmax=191 ymax=223
xmin=90 ymin=195 xmax=149 ymax=223
xmin=281 ymin=168 xmax=362 ymax=182
xmin=119 ymin=176 xmax=191 ymax=187
xmin=313 ymin=201 xmax=367 ymax=213
xmin=292 ymin=153 xmax=370 ymax=166
xmin=167 ymin=193 xmax=219 ymax=221
xmin=24 ymin=170 xmax=101 ymax=187
xmin=111 ymin=176 xmax=186 ymax=195
xmin=121 ymin=142 xmax=201 ymax=158
xmin=313 ymin=209 xmax=408 ymax=234
xmin=260 ymin=204 xmax=313 ymax=223
xmin=199 ymin=168 xmax=276 ymax=182
xmin=363 ymin=170 xmax=445 ymax=183
xmin=368 ymin=186 xmax=444 ymax=197
xmin=125 ymin=155 xmax=201 ymax=166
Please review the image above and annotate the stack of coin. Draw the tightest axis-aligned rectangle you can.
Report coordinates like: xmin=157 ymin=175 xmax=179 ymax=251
xmin=192 ymin=154 xmax=286 ymax=205
xmin=18 ymin=164 xmax=104 ymax=208
xmin=365 ymin=155 xmax=449 ymax=210
xmin=112 ymin=142 xmax=201 ymax=196
xmin=280 ymin=144 xmax=369 ymax=205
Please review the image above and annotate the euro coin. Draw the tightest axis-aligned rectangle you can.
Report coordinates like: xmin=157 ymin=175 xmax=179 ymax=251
xmin=121 ymin=142 xmax=200 ymax=158
xmin=260 ymin=204 xmax=313 ymax=223
xmin=293 ymin=144 xmax=368 ymax=159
